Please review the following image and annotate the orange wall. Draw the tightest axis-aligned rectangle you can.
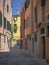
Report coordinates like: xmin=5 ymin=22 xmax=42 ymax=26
xmin=21 ymin=3 xmax=26 ymax=49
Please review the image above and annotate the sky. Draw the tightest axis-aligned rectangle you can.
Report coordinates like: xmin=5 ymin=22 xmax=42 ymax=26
xmin=12 ymin=0 xmax=25 ymax=15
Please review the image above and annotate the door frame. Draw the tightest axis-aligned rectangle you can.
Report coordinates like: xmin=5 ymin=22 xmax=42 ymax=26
xmin=41 ymin=35 xmax=45 ymax=59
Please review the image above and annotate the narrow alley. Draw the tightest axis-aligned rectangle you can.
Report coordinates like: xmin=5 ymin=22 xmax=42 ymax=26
xmin=0 ymin=45 xmax=49 ymax=65
xmin=0 ymin=0 xmax=49 ymax=65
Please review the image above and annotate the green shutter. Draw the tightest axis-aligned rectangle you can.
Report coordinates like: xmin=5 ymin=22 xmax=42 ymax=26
xmin=25 ymin=0 xmax=30 ymax=10
xmin=7 ymin=21 xmax=9 ymax=30
xmin=7 ymin=21 xmax=11 ymax=32
xmin=4 ymin=17 xmax=6 ymax=29
xmin=0 ymin=11 xmax=2 ymax=27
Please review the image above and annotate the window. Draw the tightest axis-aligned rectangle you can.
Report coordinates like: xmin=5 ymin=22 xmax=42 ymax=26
xmin=9 ymin=23 xmax=11 ymax=32
xmin=25 ymin=17 xmax=30 ymax=28
xmin=0 ymin=11 xmax=2 ymax=27
xmin=7 ymin=5 xmax=9 ymax=12
xmin=34 ymin=7 xmax=37 ymax=28
xmin=34 ymin=34 xmax=37 ymax=42
xmin=7 ymin=21 xmax=9 ymax=30
xmin=7 ymin=21 xmax=11 ymax=32
xmin=27 ymin=35 xmax=31 ymax=41
xmin=41 ymin=27 xmax=45 ymax=34
xmin=46 ymin=25 xmax=49 ymax=37
xmin=4 ymin=17 xmax=6 ymax=29
xmin=14 ymin=24 xmax=17 ymax=28
xmin=41 ymin=0 xmax=46 ymax=7
xmin=14 ymin=29 xmax=16 ymax=33
xmin=34 ymin=7 xmax=37 ymax=22
xmin=25 ymin=0 xmax=30 ymax=10
xmin=14 ymin=24 xmax=17 ymax=33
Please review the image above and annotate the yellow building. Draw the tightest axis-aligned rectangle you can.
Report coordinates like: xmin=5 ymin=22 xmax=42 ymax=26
xmin=11 ymin=14 xmax=21 ymax=47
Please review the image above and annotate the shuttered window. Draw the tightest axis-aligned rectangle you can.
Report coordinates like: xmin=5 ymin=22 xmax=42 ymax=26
xmin=4 ymin=17 xmax=6 ymax=29
xmin=27 ymin=35 xmax=31 ymax=41
xmin=7 ymin=21 xmax=9 ymax=30
xmin=25 ymin=0 xmax=30 ymax=10
xmin=41 ymin=27 xmax=45 ymax=34
xmin=41 ymin=0 xmax=46 ymax=7
xmin=0 ymin=11 xmax=2 ymax=27
xmin=34 ymin=7 xmax=37 ymax=28
xmin=7 ymin=21 xmax=11 ymax=32
xmin=14 ymin=24 xmax=17 ymax=33
xmin=34 ymin=7 xmax=37 ymax=22
xmin=46 ymin=25 xmax=49 ymax=37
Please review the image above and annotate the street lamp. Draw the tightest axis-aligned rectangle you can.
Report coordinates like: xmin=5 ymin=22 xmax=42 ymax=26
xmin=14 ymin=17 xmax=17 ymax=21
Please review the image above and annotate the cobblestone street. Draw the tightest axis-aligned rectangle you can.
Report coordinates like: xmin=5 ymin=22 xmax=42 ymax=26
xmin=0 ymin=45 xmax=49 ymax=65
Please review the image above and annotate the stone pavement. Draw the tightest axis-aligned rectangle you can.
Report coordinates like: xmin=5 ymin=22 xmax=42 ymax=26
xmin=0 ymin=45 xmax=49 ymax=65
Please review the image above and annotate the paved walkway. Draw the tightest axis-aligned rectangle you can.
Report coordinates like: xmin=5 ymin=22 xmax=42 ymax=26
xmin=0 ymin=45 xmax=49 ymax=65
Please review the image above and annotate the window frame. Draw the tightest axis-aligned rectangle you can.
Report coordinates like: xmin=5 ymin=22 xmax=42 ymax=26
xmin=7 ymin=4 xmax=9 ymax=12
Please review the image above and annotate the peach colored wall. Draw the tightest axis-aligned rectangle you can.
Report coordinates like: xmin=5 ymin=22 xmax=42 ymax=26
xmin=36 ymin=0 xmax=49 ymax=60
xmin=45 ymin=38 xmax=49 ymax=60
xmin=25 ymin=4 xmax=31 ymax=35
xmin=45 ymin=0 xmax=49 ymax=60
xmin=0 ymin=1 xmax=4 ymax=33
xmin=0 ymin=0 xmax=12 ymax=51
xmin=45 ymin=0 xmax=49 ymax=24
xmin=25 ymin=0 xmax=34 ymax=35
